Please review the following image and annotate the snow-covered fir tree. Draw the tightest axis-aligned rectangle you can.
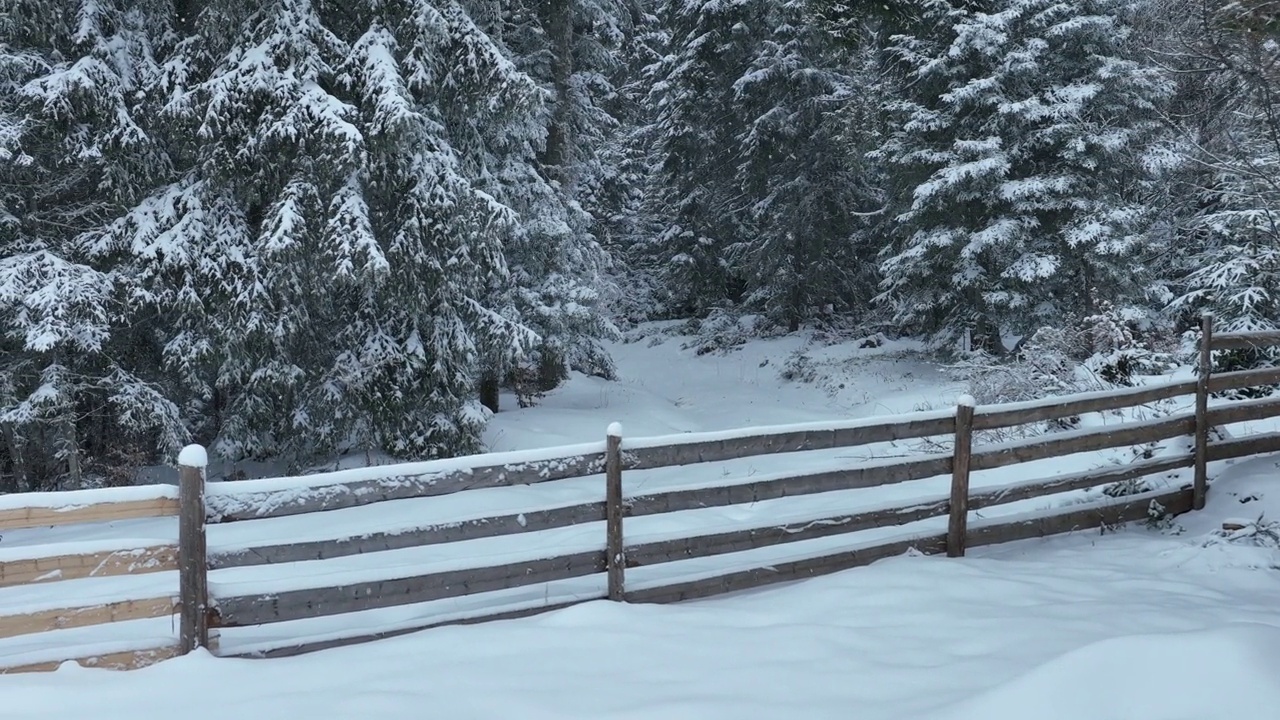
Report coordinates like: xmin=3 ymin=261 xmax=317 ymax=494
xmin=876 ymin=0 xmax=1174 ymax=351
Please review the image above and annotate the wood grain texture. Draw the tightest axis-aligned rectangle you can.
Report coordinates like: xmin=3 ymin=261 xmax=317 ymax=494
xmin=229 ymin=600 xmax=590 ymax=660
xmin=0 ymin=498 xmax=178 ymax=531
xmin=215 ymin=551 xmax=607 ymax=627
xmin=969 ymin=415 xmax=1195 ymax=472
xmin=1209 ymin=330 xmax=1280 ymax=351
xmin=0 ymin=597 xmax=176 ymax=639
xmin=626 ymin=501 xmax=950 ymax=568
xmin=179 ymin=464 xmax=209 ymax=654
xmin=1206 ymin=431 xmax=1280 ymax=462
xmin=606 ymin=432 xmax=625 ymax=601
xmin=0 ymin=545 xmax=177 ymax=588
xmin=967 ymin=487 xmax=1195 ymax=550
xmin=1195 ymin=314 xmax=1213 ymax=511
xmin=0 ymin=645 xmax=179 ymax=674
xmin=624 ymin=416 xmax=956 ymax=471
xmin=206 ymin=452 xmax=608 ymax=523
xmin=1207 ymin=366 xmax=1280 ymax=393
xmin=209 ymin=502 xmax=606 ymax=569
xmin=972 ymin=381 xmax=1196 ymax=431
xmin=624 ymin=534 xmax=949 ymax=605
xmin=947 ymin=403 xmax=975 ymax=558
xmin=967 ymin=454 xmax=1195 ymax=512
xmin=1206 ymin=396 xmax=1280 ymax=427
xmin=628 ymin=455 xmax=952 ymax=517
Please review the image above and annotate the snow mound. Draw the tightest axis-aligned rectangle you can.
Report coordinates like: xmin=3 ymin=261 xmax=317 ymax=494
xmin=935 ymin=624 xmax=1280 ymax=720
xmin=177 ymin=445 xmax=208 ymax=469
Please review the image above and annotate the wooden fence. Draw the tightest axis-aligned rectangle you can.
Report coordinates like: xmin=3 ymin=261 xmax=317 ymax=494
xmin=5 ymin=315 xmax=1280 ymax=671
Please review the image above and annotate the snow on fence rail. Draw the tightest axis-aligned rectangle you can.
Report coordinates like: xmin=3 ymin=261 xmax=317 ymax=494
xmin=5 ymin=315 xmax=1280 ymax=671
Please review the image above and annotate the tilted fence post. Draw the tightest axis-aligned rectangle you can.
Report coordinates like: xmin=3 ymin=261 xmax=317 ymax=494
xmin=947 ymin=396 xmax=976 ymax=558
xmin=605 ymin=423 xmax=625 ymax=601
xmin=1194 ymin=313 xmax=1214 ymax=511
xmin=178 ymin=444 xmax=210 ymax=654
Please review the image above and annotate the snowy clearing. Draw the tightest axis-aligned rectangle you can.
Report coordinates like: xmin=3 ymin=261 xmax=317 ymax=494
xmin=6 ymin=454 xmax=1280 ymax=719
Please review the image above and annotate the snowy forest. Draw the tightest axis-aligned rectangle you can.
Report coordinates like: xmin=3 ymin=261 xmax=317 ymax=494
xmin=1 ymin=0 xmax=1277 ymax=491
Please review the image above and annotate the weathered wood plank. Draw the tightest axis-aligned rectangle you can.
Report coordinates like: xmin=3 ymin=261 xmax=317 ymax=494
xmin=206 ymin=452 xmax=608 ymax=523
xmin=1195 ymin=314 xmax=1213 ymax=511
xmin=969 ymin=415 xmax=1195 ymax=473
xmin=215 ymin=551 xmax=607 ymax=627
xmin=229 ymin=600 xmax=590 ymax=660
xmin=967 ymin=454 xmax=1196 ymax=512
xmin=0 ymin=645 xmax=180 ymax=674
xmin=624 ymin=416 xmax=956 ymax=471
xmin=624 ymin=534 xmax=949 ymax=605
xmin=947 ymin=401 xmax=975 ymax=558
xmin=967 ymin=487 xmax=1195 ymax=549
xmin=625 ymin=501 xmax=950 ymax=568
xmin=1207 ymin=366 xmax=1280 ymax=393
xmin=0 ymin=498 xmax=178 ymax=531
xmin=209 ymin=502 xmax=606 ymax=569
xmin=0 ymin=545 xmax=178 ymax=588
xmin=1209 ymin=330 xmax=1280 ymax=351
xmin=972 ymin=381 xmax=1197 ymax=432
xmin=1207 ymin=396 xmax=1280 ymax=427
xmin=628 ymin=455 xmax=952 ymax=518
xmin=0 ymin=597 xmax=176 ymax=640
xmin=179 ymin=461 xmax=209 ymax=654
xmin=1206 ymin=431 xmax=1280 ymax=462
xmin=606 ymin=428 xmax=625 ymax=601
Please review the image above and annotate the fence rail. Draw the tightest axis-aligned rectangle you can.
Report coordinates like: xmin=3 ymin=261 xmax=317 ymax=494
xmin=4 ymin=313 xmax=1280 ymax=672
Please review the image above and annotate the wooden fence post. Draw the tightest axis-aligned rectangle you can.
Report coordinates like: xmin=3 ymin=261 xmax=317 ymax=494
xmin=605 ymin=423 xmax=625 ymax=601
xmin=178 ymin=445 xmax=209 ymax=654
xmin=947 ymin=396 xmax=976 ymax=558
xmin=1194 ymin=313 xmax=1214 ymax=511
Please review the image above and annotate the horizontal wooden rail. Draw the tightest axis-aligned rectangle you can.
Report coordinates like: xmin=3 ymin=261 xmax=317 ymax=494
xmin=0 ymin=645 xmax=180 ymax=674
xmin=1207 ymin=396 xmax=1280 ymax=426
xmin=210 ymin=504 xmax=606 ymax=569
xmin=206 ymin=452 xmax=608 ymax=523
xmin=972 ymin=381 xmax=1195 ymax=431
xmin=1207 ymin=366 xmax=1280 ymax=393
xmin=0 ymin=498 xmax=178 ymax=531
xmin=1210 ymin=330 xmax=1280 ymax=351
xmin=0 ymin=545 xmax=177 ymax=588
xmin=968 ymin=487 xmax=1194 ymax=549
xmin=625 ymin=501 xmax=951 ymax=568
xmin=0 ymin=597 xmax=176 ymax=640
xmin=628 ymin=456 xmax=951 ymax=517
xmin=626 ymin=414 xmax=955 ymax=470
xmin=625 ymin=533 xmax=949 ymax=604
xmin=215 ymin=551 xmax=607 ymax=627
xmin=1206 ymin=431 xmax=1280 ymax=462
xmin=970 ymin=414 xmax=1194 ymax=472
xmin=967 ymin=454 xmax=1195 ymax=512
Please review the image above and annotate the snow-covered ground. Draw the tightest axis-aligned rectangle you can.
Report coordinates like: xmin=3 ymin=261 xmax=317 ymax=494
xmin=7 ymin=453 xmax=1280 ymax=719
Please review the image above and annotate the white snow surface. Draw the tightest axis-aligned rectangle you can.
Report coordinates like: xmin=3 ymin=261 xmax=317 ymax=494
xmin=6 ymin=454 xmax=1280 ymax=718
xmin=177 ymin=444 xmax=208 ymax=469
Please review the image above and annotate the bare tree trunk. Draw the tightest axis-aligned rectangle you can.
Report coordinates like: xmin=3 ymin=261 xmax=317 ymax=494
xmin=538 ymin=0 xmax=574 ymax=177
xmin=479 ymin=371 xmax=501 ymax=414
xmin=62 ymin=416 xmax=82 ymax=490
xmin=1 ymin=423 xmax=25 ymax=494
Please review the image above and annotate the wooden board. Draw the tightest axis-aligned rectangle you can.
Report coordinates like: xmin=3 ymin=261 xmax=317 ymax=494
xmin=1206 ymin=431 xmax=1280 ymax=462
xmin=206 ymin=452 xmax=608 ymax=523
xmin=967 ymin=454 xmax=1196 ymax=512
xmin=624 ymin=415 xmax=956 ymax=471
xmin=625 ymin=501 xmax=951 ymax=568
xmin=628 ymin=455 xmax=952 ymax=517
xmin=0 ymin=644 xmax=179 ymax=674
xmin=969 ymin=415 xmax=1195 ymax=472
xmin=210 ymin=502 xmax=607 ymax=569
xmin=230 ymin=600 xmax=590 ymax=659
xmin=0 ymin=596 xmax=176 ymax=640
xmin=0 ymin=545 xmax=177 ymax=588
xmin=0 ymin=498 xmax=178 ymax=531
xmin=1207 ymin=396 xmax=1280 ymax=426
xmin=624 ymin=534 xmax=949 ymax=605
xmin=1207 ymin=366 xmax=1280 ymax=393
xmin=215 ymin=551 xmax=607 ymax=627
xmin=1209 ymin=330 xmax=1280 ymax=351
xmin=972 ymin=381 xmax=1196 ymax=431
xmin=967 ymin=487 xmax=1195 ymax=549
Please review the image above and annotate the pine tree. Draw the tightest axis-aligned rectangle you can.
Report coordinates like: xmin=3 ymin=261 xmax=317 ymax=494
xmin=876 ymin=0 xmax=1173 ymax=350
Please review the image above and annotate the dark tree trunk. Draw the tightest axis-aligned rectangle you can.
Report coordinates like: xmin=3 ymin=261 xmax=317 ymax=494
xmin=538 ymin=0 xmax=575 ymax=176
xmin=480 ymin=372 xmax=501 ymax=414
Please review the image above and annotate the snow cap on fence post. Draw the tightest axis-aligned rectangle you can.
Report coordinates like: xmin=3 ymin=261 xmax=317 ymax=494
xmin=607 ymin=422 xmax=623 ymax=438
xmin=957 ymin=394 xmax=976 ymax=409
xmin=178 ymin=444 xmax=208 ymax=469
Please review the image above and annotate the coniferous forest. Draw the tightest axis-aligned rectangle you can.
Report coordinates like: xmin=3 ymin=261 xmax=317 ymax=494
xmin=2 ymin=0 xmax=1278 ymax=490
